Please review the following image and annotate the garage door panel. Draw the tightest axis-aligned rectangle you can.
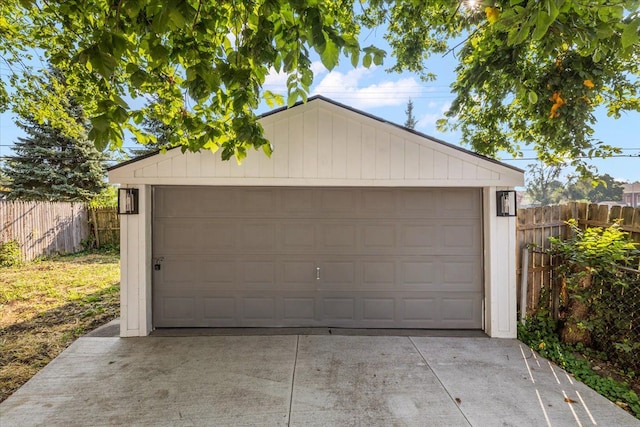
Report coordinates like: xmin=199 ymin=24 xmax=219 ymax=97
xmin=402 ymin=261 xmax=437 ymax=287
xmin=243 ymin=298 xmax=276 ymax=320
xmin=282 ymin=261 xmax=316 ymax=285
xmin=320 ymin=261 xmax=357 ymax=287
xmin=155 ymin=222 xmax=200 ymax=252
xmin=361 ymin=189 xmax=397 ymax=213
xmin=319 ymin=189 xmax=359 ymax=212
xmin=442 ymin=259 xmax=481 ymax=286
xmin=156 ymin=187 xmax=238 ymax=217
xmin=161 ymin=259 xmax=198 ymax=283
xmin=153 ymin=186 xmax=483 ymax=329
xmin=241 ymin=188 xmax=277 ymax=212
xmin=203 ymin=298 xmax=236 ymax=320
xmin=283 ymin=298 xmax=316 ymax=320
xmin=322 ymin=297 xmax=356 ymax=320
xmin=362 ymin=298 xmax=395 ymax=321
xmin=441 ymin=188 xmax=481 ymax=218
xmin=362 ymin=224 xmax=396 ymax=249
xmin=402 ymin=298 xmax=437 ymax=321
xmin=160 ymin=297 xmax=197 ymax=321
xmin=320 ymin=224 xmax=357 ymax=249
xmin=398 ymin=190 xmax=437 ymax=215
xmin=280 ymin=189 xmax=315 ymax=213
xmin=242 ymin=261 xmax=276 ymax=285
xmin=442 ymin=224 xmax=480 ymax=251
xmin=201 ymin=223 xmax=237 ymax=250
xmin=400 ymin=293 xmax=481 ymax=328
xmin=401 ymin=225 xmax=436 ymax=249
xmin=240 ymin=223 xmax=276 ymax=251
xmin=362 ymin=261 xmax=396 ymax=286
xmin=281 ymin=223 xmax=317 ymax=249
xmin=202 ymin=260 xmax=236 ymax=284
xmin=441 ymin=298 xmax=476 ymax=321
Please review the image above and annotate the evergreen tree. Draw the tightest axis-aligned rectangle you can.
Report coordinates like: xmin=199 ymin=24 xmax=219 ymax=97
xmin=2 ymin=73 xmax=108 ymax=202
xmin=404 ymin=99 xmax=417 ymax=130
xmin=0 ymin=166 xmax=10 ymax=198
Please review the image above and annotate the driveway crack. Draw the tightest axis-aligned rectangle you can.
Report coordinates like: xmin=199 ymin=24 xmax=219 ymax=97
xmin=408 ymin=337 xmax=473 ymax=427
xmin=286 ymin=335 xmax=300 ymax=427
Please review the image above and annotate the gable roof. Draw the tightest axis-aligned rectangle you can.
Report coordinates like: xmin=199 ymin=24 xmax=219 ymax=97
xmin=109 ymin=96 xmax=524 ymax=187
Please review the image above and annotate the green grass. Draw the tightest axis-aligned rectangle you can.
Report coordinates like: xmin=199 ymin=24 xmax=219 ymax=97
xmin=0 ymin=252 xmax=120 ymax=402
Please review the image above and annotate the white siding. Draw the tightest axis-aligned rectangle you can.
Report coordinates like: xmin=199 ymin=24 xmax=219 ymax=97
xmin=483 ymin=186 xmax=518 ymax=338
xmin=119 ymin=185 xmax=152 ymax=337
xmin=109 ymin=98 xmax=523 ymax=187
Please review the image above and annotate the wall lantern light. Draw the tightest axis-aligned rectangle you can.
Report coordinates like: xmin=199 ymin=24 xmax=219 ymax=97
xmin=496 ymin=190 xmax=517 ymax=217
xmin=118 ymin=188 xmax=139 ymax=215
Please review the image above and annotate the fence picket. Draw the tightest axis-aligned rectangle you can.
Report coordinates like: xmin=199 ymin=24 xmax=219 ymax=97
xmin=517 ymin=202 xmax=640 ymax=316
xmin=1 ymin=201 xmax=119 ymax=261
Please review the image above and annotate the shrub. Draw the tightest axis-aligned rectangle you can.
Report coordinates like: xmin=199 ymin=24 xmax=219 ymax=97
xmin=545 ymin=219 xmax=640 ymax=377
xmin=0 ymin=240 xmax=23 ymax=267
xmin=519 ymin=314 xmax=640 ymax=419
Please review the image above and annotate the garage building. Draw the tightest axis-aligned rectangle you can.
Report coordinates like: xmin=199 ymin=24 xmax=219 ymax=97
xmin=109 ymin=96 xmax=524 ymax=338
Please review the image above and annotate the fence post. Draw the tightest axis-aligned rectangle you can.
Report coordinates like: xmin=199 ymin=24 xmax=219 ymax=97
xmin=520 ymin=245 xmax=529 ymax=324
xmin=90 ymin=208 xmax=101 ymax=249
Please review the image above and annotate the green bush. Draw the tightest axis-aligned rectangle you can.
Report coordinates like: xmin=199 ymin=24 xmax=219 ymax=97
xmin=519 ymin=315 xmax=640 ymax=419
xmin=520 ymin=221 xmax=640 ymax=419
xmin=548 ymin=219 xmax=640 ymax=370
xmin=0 ymin=240 xmax=23 ymax=267
xmin=88 ymin=185 xmax=118 ymax=209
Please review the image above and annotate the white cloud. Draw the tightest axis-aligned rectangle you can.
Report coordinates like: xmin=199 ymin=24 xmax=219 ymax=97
xmin=310 ymin=62 xmax=328 ymax=78
xmin=263 ymin=61 xmax=328 ymax=94
xmin=416 ymin=101 xmax=451 ymax=130
xmin=417 ymin=113 xmax=441 ymax=128
xmin=263 ymin=68 xmax=288 ymax=92
xmin=310 ymin=67 xmax=423 ymax=110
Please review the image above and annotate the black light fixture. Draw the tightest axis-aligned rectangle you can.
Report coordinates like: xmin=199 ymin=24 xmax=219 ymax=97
xmin=496 ymin=190 xmax=517 ymax=217
xmin=118 ymin=188 xmax=139 ymax=215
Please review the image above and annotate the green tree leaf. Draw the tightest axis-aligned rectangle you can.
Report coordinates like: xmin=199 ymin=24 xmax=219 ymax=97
xmin=320 ymin=36 xmax=339 ymax=70
xmin=621 ymin=19 xmax=639 ymax=49
xmin=0 ymin=0 xmax=637 ymax=170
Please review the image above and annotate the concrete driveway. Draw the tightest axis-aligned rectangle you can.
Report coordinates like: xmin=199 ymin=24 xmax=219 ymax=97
xmin=1 ymin=324 xmax=638 ymax=426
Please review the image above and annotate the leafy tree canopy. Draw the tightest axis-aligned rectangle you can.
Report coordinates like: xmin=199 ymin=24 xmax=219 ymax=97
xmin=1 ymin=0 xmax=639 ymax=169
xmin=525 ymin=163 xmax=564 ymax=205
xmin=129 ymin=101 xmax=176 ymax=157
xmin=526 ymin=162 xmax=625 ymax=205
xmin=564 ymin=173 xmax=624 ymax=202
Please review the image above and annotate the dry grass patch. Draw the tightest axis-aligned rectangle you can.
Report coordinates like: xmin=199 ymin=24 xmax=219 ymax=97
xmin=0 ymin=252 xmax=120 ymax=402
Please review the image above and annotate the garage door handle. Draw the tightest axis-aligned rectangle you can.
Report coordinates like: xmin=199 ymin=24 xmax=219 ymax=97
xmin=316 ymin=267 xmax=320 ymax=280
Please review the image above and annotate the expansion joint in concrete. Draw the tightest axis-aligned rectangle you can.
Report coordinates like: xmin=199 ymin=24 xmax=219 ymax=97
xmin=408 ymin=337 xmax=473 ymax=427
xmin=286 ymin=335 xmax=300 ymax=426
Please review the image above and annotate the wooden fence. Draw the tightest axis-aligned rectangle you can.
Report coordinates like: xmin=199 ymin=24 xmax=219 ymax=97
xmin=88 ymin=208 xmax=120 ymax=249
xmin=1 ymin=202 xmax=120 ymax=261
xmin=0 ymin=201 xmax=89 ymax=261
xmin=517 ymin=202 xmax=640 ymax=316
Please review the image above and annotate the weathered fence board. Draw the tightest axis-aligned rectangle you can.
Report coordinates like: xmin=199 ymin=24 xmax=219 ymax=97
xmin=0 ymin=201 xmax=89 ymax=261
xmin=88 ymin=208 xmax=119 ymax=249
xmin=517 ymin=202 xmax=640 ymax=315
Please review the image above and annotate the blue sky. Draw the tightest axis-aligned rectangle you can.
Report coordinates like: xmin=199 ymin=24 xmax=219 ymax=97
xmin=1 ymin=36 xmax=639 ymax=183
xmin=259 ymin=55 xmax=640 ymax=184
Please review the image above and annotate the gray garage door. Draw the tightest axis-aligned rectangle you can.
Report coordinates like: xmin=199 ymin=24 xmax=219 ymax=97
xmin=152 ymin=186 xmax=483 ymax=329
